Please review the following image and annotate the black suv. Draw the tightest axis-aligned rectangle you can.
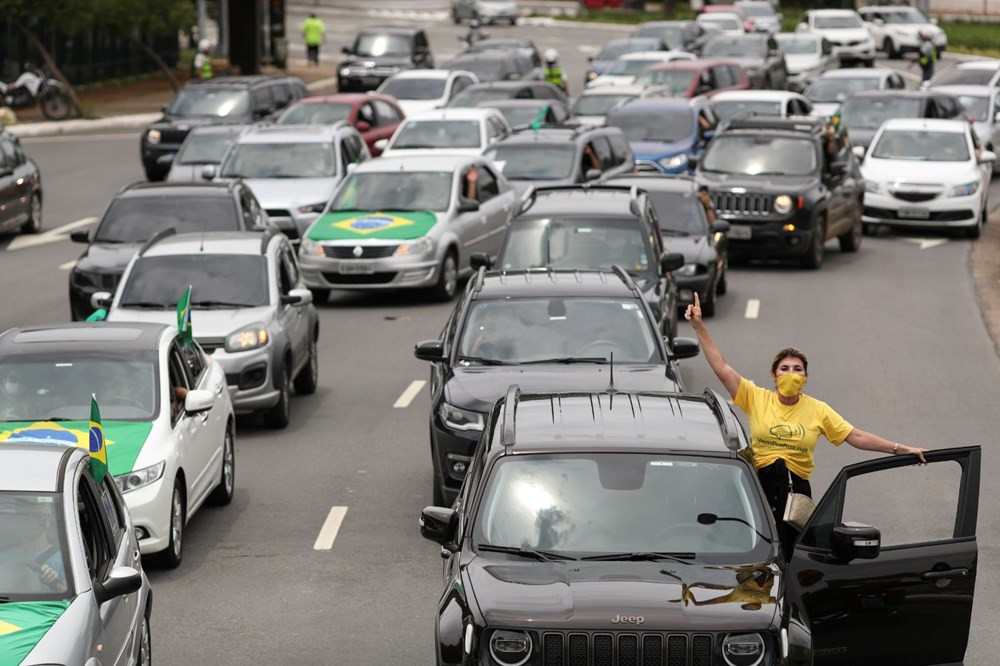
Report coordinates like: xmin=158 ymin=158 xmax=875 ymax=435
xmin=338 ymin=26 xmax=433 ymax=92
xmin=696 ymin=116 xmax=864 ymax=269
xmin=483 ymin=126 xmax=633 ymax=195
xmin=482 ymin=185 xmax=685 ymax=340
xmin=443 ymin=51 xmax=539 ymax=83
xmin=839 ymin=89 xmax=966 ymax=150
xmin=420 ymin=386 xmax=982 ymax=666
xmin=414 ymin=268 xmax=698 ymax=506
xmin=68 ymin=181 xmax=269 ymax=320
xmin=631 ymin=20 xmax=711 ymax=53
xmin=141 ymin=75 xmax=306 ymax=181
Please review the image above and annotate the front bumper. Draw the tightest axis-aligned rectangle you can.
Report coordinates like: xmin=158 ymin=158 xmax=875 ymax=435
xmin=261 ymin=209 xmax=319 ymax=243
xmin=720 ymin=211 xmax=816 ymax=259
xmin=431 ymin=411 xmax=482 ymax=504
xmin=831 ymin=43 xmax=875 ymax=62
xmin=299 ymin=249 xmax=442 ymax=291
xmin=121 ymin=474 xmax=174 ymax=555
xmin=206 ymin=344 xmax=280 ymax=412
xmin=862 ymin=189 xmax=979 ymax=228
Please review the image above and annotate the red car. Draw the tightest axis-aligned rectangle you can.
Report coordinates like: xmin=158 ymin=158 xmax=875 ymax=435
xmin=274 ymin=93 xmax=405 ymax=156
xmin=634 ymin=59 xmax=751 ymax=99
xmin=700 ymin=4 xmax=755 ymax=32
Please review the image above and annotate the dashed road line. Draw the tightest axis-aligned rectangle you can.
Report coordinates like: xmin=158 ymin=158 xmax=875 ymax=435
xmin=313 ymin=506 xmax=348 ymax=551
xmin=8 ymin=217 xmax=98 ymax=252
xmin=394 ymin=380 xmax=426 ymax=408
xmin=745 ymin=299 xmax=760 ymax=319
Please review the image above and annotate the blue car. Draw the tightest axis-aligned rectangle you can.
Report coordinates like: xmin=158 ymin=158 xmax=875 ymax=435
xmin=585 ymin=37 xmax=664 ymax=86
xmin=605 ymin=97 xmax=718 ymax=174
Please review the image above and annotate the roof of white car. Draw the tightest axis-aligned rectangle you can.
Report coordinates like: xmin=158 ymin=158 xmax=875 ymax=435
xmin=352 ymin=154 xmax=475 ymax=173
xmin=931 ymin=84 xmax=996 ymax=97
xmin=616 ymin=50 xmax=691 ymax=61
xmin=579 ymin=84 xmax=647 ymax=96
xmin=235 ymin=124 xmax=340 ymax=143
xmin=401 ymin=108 xmax=501 ymax=122
xmin=808 ymin=9 xmax=859 ymax=16
xmin=858 ymin=5 xmax=924 ymax=11
xmin=879 ymin=117 xmax=969 ymax=132
xmin=142 ymin=231 xmax=275 ymax=257
xmin=951 ymin=59 xmax=1000 ymax=71
xmin=818 ymin=67 xmax=894 ymax=80
xmin=698 ymin=12 xmax=742 ymax=21
xmin=386 ymin=69 xmax=469 ymax=81
xmin=712 ymin=90 xmax=805 ymax=103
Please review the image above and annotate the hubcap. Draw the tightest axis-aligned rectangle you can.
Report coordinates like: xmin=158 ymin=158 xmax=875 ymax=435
xmin=171 ymin=487 xmax=183 ymax=556
xmin=223 ymin=433 xmax=234 ymax=495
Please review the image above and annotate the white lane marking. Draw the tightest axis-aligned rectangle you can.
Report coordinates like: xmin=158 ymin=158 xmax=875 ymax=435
xmin=745 ymin=299 xmax=760 ymax=319
xmin=20 ymin=132 xmax=139 ymax=144
xmin=313 ymin=506 xmax=348 ymax=551
xmin=59 ymin=260 xmax=76 ymax=270
xmin=898 ymin=237 xmax=949 ymax=250
xmin=578 ymin=45 xmax=599 ymax=55
xmin=393 ymin=380 xmax=426 ymax=408
xmin=8 ymin=216 xmax=98 ymax=252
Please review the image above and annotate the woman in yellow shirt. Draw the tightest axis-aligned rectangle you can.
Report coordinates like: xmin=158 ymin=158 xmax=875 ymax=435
xmin=684 ymin=293 xmax=926 ymax=557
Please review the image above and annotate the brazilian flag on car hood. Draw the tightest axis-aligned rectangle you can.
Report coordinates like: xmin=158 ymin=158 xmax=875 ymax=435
xmin=0 ymin=420 xmax=153 ymax=477
xmin=0 ymin=601 xmax=71 ymax=666
xmin=307 ymin=211 xmax=438 ymax=241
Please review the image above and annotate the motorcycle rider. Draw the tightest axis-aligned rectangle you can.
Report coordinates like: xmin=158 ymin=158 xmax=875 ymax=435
xmin=543 ymin=49 xmax=567 ymax=93
xmin=463 ymin=19 xmax=488 ymax=47
xmin=193 ymin=39 xmax=214 ymax=80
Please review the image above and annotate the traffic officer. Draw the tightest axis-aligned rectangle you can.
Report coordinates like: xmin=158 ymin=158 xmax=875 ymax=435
xmin=917 ymin=31 xmax=936 ymax=83
xmin=544 ymin=49 xmax=567 ymax=93
xmin=302 ymin=13 xmax=326 ymax=67
xmin=193 ymin=39 xmax=213 ymax=79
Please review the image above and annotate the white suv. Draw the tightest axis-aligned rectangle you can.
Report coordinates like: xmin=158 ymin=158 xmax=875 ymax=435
xmin=796 ymin=9 xmax=876 ymax=67
xmin=859 ymin=5 xmax=946 ymax=60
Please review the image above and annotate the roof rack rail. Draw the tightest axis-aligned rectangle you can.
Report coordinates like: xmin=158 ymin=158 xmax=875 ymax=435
xmin=702 ymin=388 xmax=741 ymax=452
xmin=609 ymin=265 xmax=643 ymax=300
xmin=138 ymin=227 xmax=176 ymax=257
xmin=501 ymin=384 xmax=520 ymax=448
xmin=259 ymin=226 xmax=280 ymax=254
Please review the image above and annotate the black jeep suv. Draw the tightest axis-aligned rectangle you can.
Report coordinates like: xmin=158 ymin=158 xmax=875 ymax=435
xmin=414 ymin=267 xmax=698 ymax=506
xmin=420 ymin=386 xmax=981 ymax=666
xmin=140 ymin=75 xmax=306 ymax=181
xmin=696 ymin=116 xmax=864 ymax=269
xmin=338 ymin=26 xmax=434 ymax=92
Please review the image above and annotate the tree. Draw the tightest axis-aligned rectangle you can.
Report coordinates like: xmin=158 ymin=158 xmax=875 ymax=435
xmin=96 ymin=0 xmax=196 ymax=92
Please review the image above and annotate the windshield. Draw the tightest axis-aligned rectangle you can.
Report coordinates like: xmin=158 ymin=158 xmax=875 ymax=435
xmin=121 ymin=255 xmax=269 ymax=309
xmin=933 ymin=67 xmax=999 ymax=87
xmin=607 ymin=58 xmax=663 ymax=76
xmin=571 ymin=93 xmax=634 ymax=117
xmin=633 ymin=26 xmax=684 ymax=47
xmin=813 ymin=14 xmax=862 ymax=29
xmin=0 ymin=492 xmax=72 ymax=599
xmin=883 ymin=9 xmax=928 ymax=24
xmin=485 ymin=145 xmax=576 ymax=180
xmin=841 ymin=97 xmax=922 ymax=129
xmin=95 ymin=196 xmax=239 ymax=243
xmin=175 ymin=130 xmax=240 ymax=165
xmin=713 ymin=100 xmax=782 ymax=122
xmin=703 ymin=37 xmax=765 ymax=58
xmin=475 ymin=455 xmax=770 ymax=559
xmin=448 ymin=87 xmax=518 ymax=108
xmin=353 ymin=33 xmax=412 ymax=57
xmin=703 ymin=135 xmax=818 ymax=175
xmin=166 ymin=88 xmax=250 ymax=118
xmin=646 ymin=190 xmax=710 ymax=235
xmin=806 ymin=77 xmax=881 ymax=103
xmin=494 ymin=105 xmax=551 ymax=128
xmin=276 ymin=103 xmax=352 ymax=125
xmin=379 ymin=77 xmax=447 ymax=100
xmin=700 ymin=16 xmax=741 ymax=30
xmin=608 ymin=109 xmax=692 ymax=143
xmin=458 ymin=298 xmax=659 ymax=364
xmin=956 ymin=94 xmax=990 ymax=122
xmin=500 ymin=218 xmax=654 ymax=275
xmin=597 ymin=42 xmax=648 ymax=61
xmin=220 ymin=142 xmax=337 ymax=179
xmin=742 ymin=4 xmax=775 ymax=17
xmin=447 ymin=57 xmax=505 ymax=82
xmin=870 ymin=129 xmax=970 ymax=162
xmin=331 ymin=171 xmax=453 ymax=211
xmin=390 ymin=120 xmax=481 ymax=149
xmin=776 ymin=36 xmax=819 ymax=55
xmin=634 ymin=69 xmax=695 ymax=94
xmin=0 ymin=355 xmax=158 ymax=422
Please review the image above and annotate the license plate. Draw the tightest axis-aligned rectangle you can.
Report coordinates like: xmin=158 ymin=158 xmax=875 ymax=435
xmin=338 ymin=262 xmax=375 ymax=275
xmin=728 ymin=224 xmax=752 ymax=240
xmin=898 ymin=207 xmax=930 ymax=220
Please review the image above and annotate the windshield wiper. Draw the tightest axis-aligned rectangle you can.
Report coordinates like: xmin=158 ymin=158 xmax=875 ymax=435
xmin=456 ymin=355 xmax=510 ymax=366
xmin=191 ymin=300 xmax=254 ymax=309
xmin=520 ymin=357 xmax=608 ymax=365
xmin=697 ymin=513 xmax=773 ymax=543
xmin=119 ymin=301 xmax=172 ymax=309
xmin=581 ymin=551 xmax=696 ymax=564
xmin=478 ymin=544 xmax=577 ymax=561
xmin=659 ymin=229 xmax=690 ymax=237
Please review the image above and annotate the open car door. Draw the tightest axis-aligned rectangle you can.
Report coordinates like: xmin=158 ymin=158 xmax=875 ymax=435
xmin=786 ymin=446 xmax=980 ymax=666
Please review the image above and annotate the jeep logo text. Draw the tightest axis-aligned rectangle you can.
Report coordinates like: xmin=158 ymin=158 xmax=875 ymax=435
xmin=611 ymin=614 xmax=644 ymax=625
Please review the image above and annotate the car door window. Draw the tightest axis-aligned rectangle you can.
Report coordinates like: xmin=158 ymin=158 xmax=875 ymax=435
xmin=358 ymin=102 xmax=376 ymax=127
xmin=270 ymin=82 xmax=291 ymax=109
xmin=180 ymin=342 xmax=207 ymax=386
xmin=607 ymin=132 xmax=631 ymax=165
xmin=252 ymin=87 xmax=273 ymax=115
xmin=168 ymin=345 xmax=191 ymax=423
xmin=373 ymin=100 xmax=401 ymax=125
xmin=277 ymin=249 xmax=294 ymax=296
xmin=97 ymin=476 xmax=125 ymax=546
xmin=591 ymin=136 xmax=615 ymax=170
xmin=451 ymin=76 xmax=473 ymax=98
xmin=476 ymin=166 xmax=500 ymax=202
xmin=237 ymin=188 xmax=256 ymax=230
xmin=340 ymin=134 xmax=360 ymax=169
xmin=485 ymin=119 xmax=501 ymax=144
xmin=78 ymin=473 xmax=113 ymax=583
xmin=280 ymin=244 xmax=301 ymax=286
xmin=711 ymin=66 xmax=733 ymax=90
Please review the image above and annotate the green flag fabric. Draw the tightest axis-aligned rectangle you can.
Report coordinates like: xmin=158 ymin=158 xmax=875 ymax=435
xmin=529 ymin=105 xmax=550 ymax=130
xmin=84 ymin=308 xmax=107 ymax=322
xmin=306 ymin=211 xmax=438 ymax=242
xmin=89 ymin=397 xmax=107 ymax=485
xmin=0 ymin=601 xmax=71 ymax=666
xmin=177 ymin=285 xmax=193 ymax=345
xmin=0 ymin=420 xmax=153 ymax=477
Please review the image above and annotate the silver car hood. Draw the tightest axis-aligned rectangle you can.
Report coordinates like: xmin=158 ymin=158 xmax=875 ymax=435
xmin=784 ymin=54 xmax=822 ymax=73
xmin=107 ymin=306 xmax=274 ymax=338
xmin=23 ymin=595 xmax=96 ymax=663
xmin=243 ymin=177 xmax=340 ymax=209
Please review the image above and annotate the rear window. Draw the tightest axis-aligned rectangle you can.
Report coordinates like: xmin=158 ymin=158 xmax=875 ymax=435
xmin=95 ymin=195 xmax=239 ymax=243
xmin=120 ymin=255 xmax=269 ymax=309
xmin=932 ymin=67 xmax=999 ymax=87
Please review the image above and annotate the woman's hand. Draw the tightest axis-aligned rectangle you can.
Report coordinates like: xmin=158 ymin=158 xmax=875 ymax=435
xmin=899 ymin=444 xmax=928 ymax=465
xmin=685 ymin=291 xmax=703 ymax=328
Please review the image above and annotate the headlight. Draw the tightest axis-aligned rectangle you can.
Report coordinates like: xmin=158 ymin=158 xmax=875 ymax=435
xmin=676 ymin=262 xmax=699 ymax=277
xmin=225 ymin=325 xmax=269 ymax=353
xmin=773 ymin=194 xmax=793 ymax=214
xmin=490 ymin=630 xmax=532 ymax=666
xmin=115 ymin=461 xmax=166 ymax=494
xmin=340 ymin=67 xmax=351 ymax=77
xmin=300 ymin=236 xmax=324 ymax=256
xmin=722 ymin=633 xmax=765 ymax=666
xmin=146 ymin=129 xmax=161 ymax=145
xmin=393 ymin=236 xmax=434 ymax=256
xmin=949 ymin=181 xmax=979 ymax=197
xmin=864 ymin=179 xmax=880 ymax=194
xmin=587 ymin=71 xmax=598 ymax=81
xmin=658 ymin=153 xmax=688 ymax=170
xmin=439 ymin=403 xmax=484 ymax=432
xmin=296 ymin=202 xmax=326 ymax=215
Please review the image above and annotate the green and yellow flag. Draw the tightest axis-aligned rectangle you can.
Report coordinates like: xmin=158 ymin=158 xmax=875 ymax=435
xmin=89 ymin=396 xmax=107 ymax=485
xmin=177 ymin=285 xmax=193 ymax=346
xmin=529 ymin=105 xmax=550 ymax=130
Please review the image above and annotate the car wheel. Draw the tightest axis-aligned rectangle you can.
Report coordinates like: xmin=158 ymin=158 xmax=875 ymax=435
xmin=308 ymin=287 xmax=330 ymax=304
xmin=838 ymin=206 xmax=862 ymax=252
xmin=21 ymin=192 xmax=41 ymax=234
xmin=967 ymin=202 xmax=985 ymax=239
xmin=863 ymin=58 xmax=874 ymax=68
xmin=430 ymin=251 xmax=458 ymax=302
xmin=208 ymin=426 xmax=235 ymax=506
xmin=293 ymin=332 xmax=319 ymax=395
xmin=883 ymin=38 xmax=898 ymax=59
xmin=263 ymin=363 xmax=291 ymax=429
xmin=138 ymin=608 xmax=152 ymax=666
xmin=800 ymin=219 xmax=826 ymax=269
xmin=151 ymin=480 xmax=185 ymax=569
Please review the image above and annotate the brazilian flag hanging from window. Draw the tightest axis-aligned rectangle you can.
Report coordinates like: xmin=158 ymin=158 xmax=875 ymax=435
xmin=177 ymin=285 xmax=193 ymax=346
xmin=89 ymin=396 xmax=107 ymax=485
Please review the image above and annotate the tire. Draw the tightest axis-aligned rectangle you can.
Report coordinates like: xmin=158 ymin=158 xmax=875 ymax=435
xmin=208 ymin=426 xmax=235 ymax=506
xmin=151 ymin=480 xmax=185 ymax=569
xmin=800 ymin=219 xmax=826 ymax=269
xmin=308 ymin=287 xmax=330 ymax=304
xmin=883 ymin=38 xmax=898 ymax=59
xmin=40 ymin=89 xmax=71 ymax=120
xmin=21 ymin=192 xmax=41 ymax=234
xmin=293 ymin=332 xmax=319 ymax=395
xmin=430 ymin=251 xmax=458 ymax=302
xmin=863 ymin=58 xmax=874 ymax=69
xmin=700 ymin=284 xmax=717 ymax=318
xmin=838 ymin=206 xmax=862 ymax=253
xmin=138 ymin=608 xmax=152 ymax=666
xmin=263 ymin=362 xmax=291 ymax=429
xmin=862 ymin=222 xmax=877 ymax=236
xmin=967 ymin=202 xmax=985 ymax=239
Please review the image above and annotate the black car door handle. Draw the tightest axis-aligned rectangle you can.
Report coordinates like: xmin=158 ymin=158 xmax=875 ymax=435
xmin=922 ymin=568 xmax=968 ymax=581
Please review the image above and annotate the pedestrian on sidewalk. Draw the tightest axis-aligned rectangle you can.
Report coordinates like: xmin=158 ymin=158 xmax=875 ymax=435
xmin=917 ymin=31 xmax=936 ymax=83
xmin=302 ymin=13 xmax=326 ymax=67
xmin=193 ymin=39 xmax=214 ymax=80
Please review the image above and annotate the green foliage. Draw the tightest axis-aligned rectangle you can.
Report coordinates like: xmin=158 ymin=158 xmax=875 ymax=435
xmin=96 ymin=0 xmax=196 ymax=38
xmin=0 ymin=0 xmax=100 ymax=34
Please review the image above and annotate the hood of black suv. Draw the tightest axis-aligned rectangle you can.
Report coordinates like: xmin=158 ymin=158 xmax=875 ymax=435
xmin=698 ymin=171 xmax=817 ymax=192
xmin=75 ymin=242 xmax=144 ymax=275
xmin=341 ymin=54 xmax=414 ymax=68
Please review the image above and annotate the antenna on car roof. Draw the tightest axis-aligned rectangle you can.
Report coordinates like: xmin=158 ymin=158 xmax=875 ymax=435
xmin=607 ymin=352 xmax=616 ymax=396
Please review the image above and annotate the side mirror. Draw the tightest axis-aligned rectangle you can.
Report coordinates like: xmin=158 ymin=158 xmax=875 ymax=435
xmin=458 ymin=198 xmax=480 ymax=213
xmin=414 ymin=339 xmax=446 ymax=362
xmin=281 ymin=287 xmax=313 ymax=306
xmin=341 ymin=46 xmax=351 ymax=55
xmin=584 ymin=168 xmax=602 ymax=181
xmin=711 ymin=219 xmax=730 ymax=234
xmin=91 ymin=291 xmax=112 ymax=310
xmin=420 ymin=505 xmax=458 ymax=546
xmin=373 ymin=138 xmax=388 ymax=152
xmin=831 ymin=522 xmax=881 ymax=562
xmin=852 ymin=145 xmax=866 ymax=161
xmin=470 ymin=252 xmax=493 ymax=270
xmin=201 ymin=165 xmax=217 ymax=181
xmin=355 ymin=120 xmax=371 ymax=132
xmin=70 ymin=228 xmax=90 ymax=244
xmin=828 ymin=160 xmax=847 ymax=175
xmin=185 ymin=389 xmax=214 ymax=414
xmin=670 ymin=336 xmax=700 ymax=359
xmin=979 ymin=150 xmax=996 ymax=164
xmin=660 ymin=251 xmax=685 ymax=273
xmin=161 ymin=105 xmax=168 ymax=113
xmin=94 ymin=566 xmax=142 ymax=605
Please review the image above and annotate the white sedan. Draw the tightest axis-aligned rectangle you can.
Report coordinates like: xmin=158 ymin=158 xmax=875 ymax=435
xmin=711 ymin=90 xmax=814 ymax=123
xmin=379 ymin=107 xmax=512 ymax=157
xmin=586 ymin=50 xmax=696 ymax=88
xmin=858 ymin=118 xmax=995 ymax=238
xmin=375 ymin=69 xmax=479 ymax=116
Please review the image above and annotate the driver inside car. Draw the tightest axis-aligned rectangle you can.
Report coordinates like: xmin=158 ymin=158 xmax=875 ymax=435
xmin=0 ymin=496 xmax=67 ymax=592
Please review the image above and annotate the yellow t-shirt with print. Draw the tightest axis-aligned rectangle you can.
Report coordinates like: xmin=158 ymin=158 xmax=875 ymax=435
xmin=734 ymin=377 xmax=854 ymax=479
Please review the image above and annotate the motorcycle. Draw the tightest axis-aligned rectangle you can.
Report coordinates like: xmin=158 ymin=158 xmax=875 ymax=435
xmin=0 ymin=66 xmax=73 ymax=121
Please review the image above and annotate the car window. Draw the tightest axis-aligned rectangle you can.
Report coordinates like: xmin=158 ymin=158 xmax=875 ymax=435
xmin=0 ymin=490 xmax=73 ymax=598
xmin=373 ymin=100 xmax=402 ymax=125
xmin=357 ymin=102 xmax=376 ymax=126
xmin=281 ymin=244 xmax=301 ymax=285
xmin=168 ymin=345 xmax=191 ymax=422
xmin=415 ymin=31 xmax=429 ymax=51
xmin=277 ymin=248 xmax=294 ymax=295
xmin=270 ymin=82 xmax=291 ymax=108
xmin=180 ymin=342 xmax=207 ymax=385
xmin=591 ymin=136 xmax=615 ymax=170
xmin=712 ymin=66 xmax=734 ymax=89
xmin=341 ymin=133 xmax=360 ymax=168
xmin=77 ymin=474 xmax=113 ymax=583
xmin=476 ymin=166 xmax=500 ymax=202
xmin=451 ymin=76 xmax=473 ymax=97
xmin=237 ymin=188 xmax=256 ymax=230
xmin=606 ymin=132 xmax=631 ymax=165
xmin=252 ymin=86 xmax=273 ymax=112
xmin=97 ymin=477 xmax=124 ymax=545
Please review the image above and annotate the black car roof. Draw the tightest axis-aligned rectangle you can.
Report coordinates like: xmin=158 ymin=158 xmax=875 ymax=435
xmin=185 ymin=75 xmax=298 ymax=89
xmin=357 ymin=25 xmax=422 ymax=35
xmin=472 ymin=269 xmax=641 ymax=300
xmin=604 ymin=174 xmax=697 ymax=194
xmin=119 ymin=181 xmax=238 ymax=198
xmin=519 ymin=186 xmax=640 ymax=218
xmin=0 ymin=323 xmax=169 ymax=354
xmin=721 ymin=115 xmax=827 ymax=135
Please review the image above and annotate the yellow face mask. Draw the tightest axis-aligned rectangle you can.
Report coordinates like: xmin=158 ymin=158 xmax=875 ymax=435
xmin=776 ymin=373 xmax=806 ymax=398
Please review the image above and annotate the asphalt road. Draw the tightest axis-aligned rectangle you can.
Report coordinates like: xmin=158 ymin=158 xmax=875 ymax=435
xmin=6 ymin=13 xmax=1000 ymax=665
